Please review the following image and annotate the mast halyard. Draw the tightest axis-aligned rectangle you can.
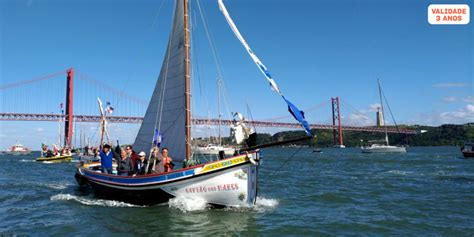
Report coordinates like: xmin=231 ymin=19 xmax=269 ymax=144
xmin=184 ymin=0 xmax=192 ymax=161
xmin=377 ymin=79 xmax=389 ymax=146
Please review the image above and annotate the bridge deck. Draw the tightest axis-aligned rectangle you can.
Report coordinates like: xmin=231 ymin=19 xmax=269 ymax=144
xmin=0 ymin=113 xmax=418 ymax=134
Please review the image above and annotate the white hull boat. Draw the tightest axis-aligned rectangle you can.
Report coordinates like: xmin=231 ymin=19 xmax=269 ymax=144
xmin=361 ymin=144 xmax=406 ymax=153
xmin=75 ymin=0 xmax=312 ymax=208
xmin=5 ymin=143 xmax=31 ymax=156
xmin=76 ymin=153 xmax=259 ymax=206
xmin=194 ymin=144 xmax=235 ymax=156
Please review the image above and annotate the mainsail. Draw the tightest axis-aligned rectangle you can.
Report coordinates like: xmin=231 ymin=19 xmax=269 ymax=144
xmin=133 ymin=0 xmax=191 ymax=161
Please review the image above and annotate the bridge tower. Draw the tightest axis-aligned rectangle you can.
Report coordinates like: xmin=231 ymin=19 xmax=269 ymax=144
xmin=64 ymin=68 xmax=74 ymax=147
xmin=331 ymin=97 xmax=344 ymax=148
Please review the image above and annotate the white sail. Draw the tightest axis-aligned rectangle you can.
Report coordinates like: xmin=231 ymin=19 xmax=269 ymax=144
xmin=134 ymin=0 xmax=189 ymax=161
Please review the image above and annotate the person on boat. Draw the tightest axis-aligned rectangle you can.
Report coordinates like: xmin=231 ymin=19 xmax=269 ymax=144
xmin=134 ymin=151 xmax=148 ymax=175
xmin=148 ymin=147 xmax=164 ymax=174
xmin=99 ymin=144 xmax=115 ymax=174
xmin=117 ymin=149 xmax=133 ymax=176
xmin=161 ymin=148 xmax=174 ymax=172
xmin=62 ymin=148 xmax=72 ymax=156
xmin=125 ymin=145 xmax=139 ymax=167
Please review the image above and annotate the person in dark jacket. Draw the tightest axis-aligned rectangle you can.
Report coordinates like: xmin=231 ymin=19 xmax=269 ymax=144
xmin=117 ymin=149 xmax=133 ymax=176
xmin=99 ymin=144 xmax=114 ymax=174
xmin=125 ymin=145 xmax=139 ymax=168
xmin=134 ymin=151 xmax=148 ymax=175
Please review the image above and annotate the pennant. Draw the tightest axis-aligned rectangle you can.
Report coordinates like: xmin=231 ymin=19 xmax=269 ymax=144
xmin=283 ymin=97 xmax=312 ymax=135
xmin=219 ymin=0 xmax=312 ymax=136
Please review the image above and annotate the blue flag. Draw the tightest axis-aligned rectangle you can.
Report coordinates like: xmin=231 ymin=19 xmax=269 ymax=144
xmin=153 ymin=129 xmax=162 ymax=147
xmin=283 ymin=97 xmax=312 ymax=136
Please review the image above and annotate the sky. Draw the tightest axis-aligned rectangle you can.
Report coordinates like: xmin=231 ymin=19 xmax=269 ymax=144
xmin=0 ymin=0 xmax=472 ymax=149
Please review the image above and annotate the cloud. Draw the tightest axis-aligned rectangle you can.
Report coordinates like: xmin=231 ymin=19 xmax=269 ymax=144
xmin=442 ymin=96 xmax=457 ymax=102
xmin=340 ymin=103 xmax=383 ymax=126
xmin=438 ymin=104 xmax=474 ymax=124
xmin=462 ymin=96 xmax=474 ymax=103
xmin=368 ymin=103 xmax=381 ymax=112
xmin=342 ymin=113 xmax=374 ymax=126
xmin=432 ymin=82 xmax=468 ymax=88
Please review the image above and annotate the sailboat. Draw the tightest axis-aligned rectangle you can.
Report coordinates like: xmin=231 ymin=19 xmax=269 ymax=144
xmin=37 ymin=108 xmax=73 ymax=162
xmin=361 ymin=80 xmax=406 ymax=153
xmin=75 ymin=0 xmax=312 ymax=207
xmin=194 ymin=79 xmax=235 ymax=156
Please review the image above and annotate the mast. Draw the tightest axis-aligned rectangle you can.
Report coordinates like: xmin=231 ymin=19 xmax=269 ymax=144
xmin=184 ymin=0 xmax=192 ymax=160
xmin=377 ymin=79 xmax=389 ymax=146
xmin=58 ymin=116 xmax=62 ymax=148
xmin=217 ymin=78 xmax=222 ymax=146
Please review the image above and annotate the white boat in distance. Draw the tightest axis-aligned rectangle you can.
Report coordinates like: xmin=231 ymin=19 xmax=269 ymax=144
xmin=361 ymin=80 xmax=406 ymax=153
xmin=361 ymin=144 xmax=406 ymax=153
xmin=5 ymin=143 xmax=32 ymax=155
xmin=194 ymin=144 xmax=235 ymax=156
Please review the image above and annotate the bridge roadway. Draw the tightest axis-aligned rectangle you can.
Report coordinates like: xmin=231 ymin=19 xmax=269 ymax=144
xmin=0 ymin=113 xmax=418 ymax=134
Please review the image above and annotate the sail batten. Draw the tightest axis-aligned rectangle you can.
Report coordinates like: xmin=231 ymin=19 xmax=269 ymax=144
xmin=133 ymin=0 xmax=190 ymax=162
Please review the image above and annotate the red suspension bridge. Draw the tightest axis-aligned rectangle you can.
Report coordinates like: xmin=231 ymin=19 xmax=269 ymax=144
xmin=0 ymin=69 xmax=418 ymax=147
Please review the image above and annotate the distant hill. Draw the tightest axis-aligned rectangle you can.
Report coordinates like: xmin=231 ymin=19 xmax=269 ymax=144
xmin=210 ymin=123 xmax=473 ymax=147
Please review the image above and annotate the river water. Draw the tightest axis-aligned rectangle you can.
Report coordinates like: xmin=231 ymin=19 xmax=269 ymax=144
xmin=1 ymin=146 xmax=473 ymax=236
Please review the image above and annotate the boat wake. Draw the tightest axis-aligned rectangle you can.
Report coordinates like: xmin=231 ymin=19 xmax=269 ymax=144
xmin=19 ymin=159 xmax=35 ymax=163
xmin=50 ymin=194 xmax=143 ymax=208
xmin=387 ymin=170 xmax=412 ymax=176
xmin=253 ymin=197 xmax=279 ymax=212
xmin=168 ymin=196 xmax=209 ymax=212
xmin=44 ymin=183 xmax=70 ymax=190
xmin=168 ymin=196 xmax=279 ymax=213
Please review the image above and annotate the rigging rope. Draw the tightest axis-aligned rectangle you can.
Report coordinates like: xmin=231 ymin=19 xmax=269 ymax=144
xmin=380 ymin=86 xmax=401 ymax=133
xmin=271 ymin=147 xmax=304 ymax=175
xmin=340 ymin=100 xmax=375 ymax=123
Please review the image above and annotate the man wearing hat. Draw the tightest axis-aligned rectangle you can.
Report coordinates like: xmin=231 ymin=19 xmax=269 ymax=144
xmin=134 ymin=151 xmax=148 ymax=176
xmin=99 ymin=144 xmax=115 ymax=174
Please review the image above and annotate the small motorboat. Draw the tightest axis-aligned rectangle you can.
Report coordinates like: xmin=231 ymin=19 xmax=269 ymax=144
xmin=36 ymin=155 xmax=72 ymax=163
xmin=461 ymin=142 xmax=474 ymax=158
xmin=312 ymin=148 xmax=323 ymax=153
xmin=5 ymin=143 xmax=32 ymax=155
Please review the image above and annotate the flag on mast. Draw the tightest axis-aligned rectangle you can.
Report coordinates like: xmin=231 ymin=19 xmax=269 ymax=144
xmin=218 ymin=0 xmax=311 ymax=135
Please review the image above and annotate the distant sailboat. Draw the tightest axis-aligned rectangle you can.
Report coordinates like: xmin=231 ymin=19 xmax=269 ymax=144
xmin=194 ymin=79 xmax=236 ymax=156
xmin=75 ymin=0 xmax=312 ymax=207
xmin=361 ymin=80 xmax=406 ymax=153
